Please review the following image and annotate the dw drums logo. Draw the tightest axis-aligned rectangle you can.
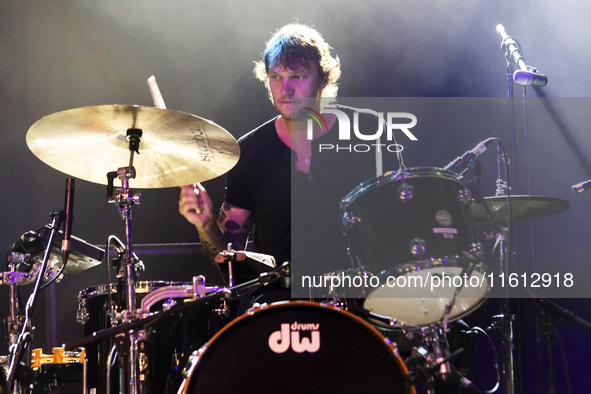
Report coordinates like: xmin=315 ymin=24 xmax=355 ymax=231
xmin=268 ymin=322 xmax=321 ymax=354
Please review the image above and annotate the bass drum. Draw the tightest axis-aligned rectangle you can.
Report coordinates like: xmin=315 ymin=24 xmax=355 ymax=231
xmin=178 ymin=302 xmax=415 ymax=394
xmin=340 ymin=167 xmax=488 ymax=327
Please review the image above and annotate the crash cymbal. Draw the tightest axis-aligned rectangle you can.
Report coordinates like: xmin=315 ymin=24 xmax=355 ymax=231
xmin=471 ymin=195 xmax=570 ymax=227
xmin=26 ymin=105 xmax=240 ymax=188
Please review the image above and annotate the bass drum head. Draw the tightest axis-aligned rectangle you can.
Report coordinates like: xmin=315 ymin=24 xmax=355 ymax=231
xmin=180 ymin=301 xmax=415 ymax=394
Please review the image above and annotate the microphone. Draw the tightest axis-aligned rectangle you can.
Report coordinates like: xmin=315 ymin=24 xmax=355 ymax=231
xmin=62 ymin=178 xmax=75 ymax=255
xmin=513 ymin=68 xmax=548 ymax=87
xmin=572 ymin=179 xmax=591 ymax=195
xmin=496 ymin=24 xmax=548 ymax=87
xmin=444 ymin=138 xmax=496 ymax=174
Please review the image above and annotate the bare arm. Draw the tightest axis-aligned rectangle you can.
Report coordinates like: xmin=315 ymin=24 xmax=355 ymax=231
xmin=179 ymin=184 xmax=253 ymax=263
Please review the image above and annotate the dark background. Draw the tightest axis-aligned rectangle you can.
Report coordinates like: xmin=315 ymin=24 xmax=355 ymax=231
xmin=1 ymin=1 xmax=590 ymax=392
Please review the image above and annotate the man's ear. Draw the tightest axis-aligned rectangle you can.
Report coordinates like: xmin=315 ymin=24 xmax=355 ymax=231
xmin=320 ymin=74 xmax=328 ymax=90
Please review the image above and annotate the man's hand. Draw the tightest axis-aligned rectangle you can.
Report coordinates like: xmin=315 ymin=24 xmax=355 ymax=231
xmin=179 ymin=183 xmax=216 ymax=233
xmin=179 ymin=183 xmax=253 ymax=264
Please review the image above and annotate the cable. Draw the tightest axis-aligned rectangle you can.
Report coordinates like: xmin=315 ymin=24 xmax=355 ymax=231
xmin=455 ymin=326 xmax=501 ymax=393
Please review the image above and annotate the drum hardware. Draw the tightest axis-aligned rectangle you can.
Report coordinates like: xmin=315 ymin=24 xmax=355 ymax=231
xmin=5 ymin=211 xmax=64 ymax=391
xmin=443 ymin=138 xmax=497 ymax=175
xmin=109 ymin=236 xmax=145 ymax=283
xmin=2 ymin=214 xmax=106 ymax=393
xmin=106 ymin=146 xmax=144 ymax=393
xmin=571 ymin=178 xmax=591 ymax=195
xmin=212 ymin=289 xmax=233 ymax=319
xmin=1 ymin=360 xmax=8 ymax=393
xmin=67 ymin=268 xmax=284 ymax=393
xmin=72 ymin=265 xmax=288 ymax=350
xmin=3 ymin=254 xmax=26 ymax=349
xmin=214 ymin=244 xmax=277 ymax=286
xmin=214 ymin=244 xmax=239 ymax=287
xmin=423 ymin=324 xmax=452 ymax=383
xmin=407 ymin=346 xmax=466 ymax=393
xmin=137 ymin=276 xmax=209 ymax=316
xmin=402 ymin=320 xmax=487 ymax=393
xmin=532 ymin=297 xmax=591 ymax=394
xmin=30 ymin=347 xmax=86 ymax=391
xmin=8 ymin=225 xmax=105 ymax=285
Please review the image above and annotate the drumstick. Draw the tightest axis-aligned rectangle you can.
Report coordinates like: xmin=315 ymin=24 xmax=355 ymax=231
xmin=147 ymin=75 xmax=167 ymax=109
xmin=148 ymin=75 xmax=204 ymax=193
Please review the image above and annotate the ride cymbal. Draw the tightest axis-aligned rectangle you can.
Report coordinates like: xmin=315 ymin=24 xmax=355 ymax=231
xmin=471 ymin=195 xmax=570 ymax=227
xmin=26 ymin=105 xmax=240 ymax=188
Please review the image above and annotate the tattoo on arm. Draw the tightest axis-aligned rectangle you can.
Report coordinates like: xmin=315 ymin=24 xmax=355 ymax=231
xmin=224 ymin=220 xmax=241 ymax=231
xmin=201 ymin=239 xmax=225 ymax=263
xmin=218 ymin=202 xmax=253 ymax=235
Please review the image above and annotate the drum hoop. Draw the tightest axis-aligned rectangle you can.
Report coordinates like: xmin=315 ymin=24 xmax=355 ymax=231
xmin=179 ymin=301 xmax=416 ymax=394
xmin=78 ymin=280 xmax=188 ymax=299
xmin=340 ymin=166 xmax=467 ymax=212
xmin=390 ymin=255 xmax=489 ymax=276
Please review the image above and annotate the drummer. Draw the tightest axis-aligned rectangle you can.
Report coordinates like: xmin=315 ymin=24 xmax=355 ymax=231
xmin=179 ymin=23 xmax=392 ymax=298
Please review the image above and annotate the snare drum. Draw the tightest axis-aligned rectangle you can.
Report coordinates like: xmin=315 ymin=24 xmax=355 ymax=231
xmin=340 ymin=167 xmax=488 ymax=327
xmin=178 ymin=302 xmax=415 ymax=394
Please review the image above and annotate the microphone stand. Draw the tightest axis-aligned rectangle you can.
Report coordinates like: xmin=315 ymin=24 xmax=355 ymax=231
xmin=496 ymin=23 xmax=550 ymax=393
xmin=6 ymin=210 xmax=63 ymax=392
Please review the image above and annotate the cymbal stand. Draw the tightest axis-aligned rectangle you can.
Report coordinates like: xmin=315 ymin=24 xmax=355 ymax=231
xmin=106 ymin=128 xmax=142 ymax=394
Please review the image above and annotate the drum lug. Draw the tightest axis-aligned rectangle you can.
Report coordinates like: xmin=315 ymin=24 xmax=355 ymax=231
xmin=409 ymin=237 xmax=427 ymax=258
xmin=397 ymin=182 xmax=414 ymax=202
xmin=469 ymin=242 xmax=484 ymax=258
xmin=456 ymin=188 xmax=472 ymax=205
xmin=192 ymin=275 xmax=206 ymax=298
xmin=342 ymin=212 xmax=361 ymax=228
xmin=214 ymin=289 xmax=232 ymax=319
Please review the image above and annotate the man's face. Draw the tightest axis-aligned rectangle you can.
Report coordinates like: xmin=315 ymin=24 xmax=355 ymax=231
xmin=268 ymin=62 xmax=325 ymax=121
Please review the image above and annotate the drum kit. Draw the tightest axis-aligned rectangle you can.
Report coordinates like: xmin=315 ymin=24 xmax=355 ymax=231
xmin=0 ymin=100 xmax=572 ymax=394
